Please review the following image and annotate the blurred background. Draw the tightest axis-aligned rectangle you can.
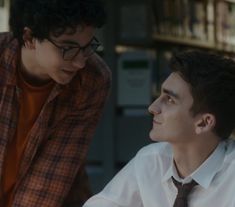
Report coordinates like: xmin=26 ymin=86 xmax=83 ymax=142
xmin=1 ymin=0 xmax=235 ymax=193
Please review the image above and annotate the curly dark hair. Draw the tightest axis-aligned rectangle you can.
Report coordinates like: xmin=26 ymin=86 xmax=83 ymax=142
xmin=9 ymin=0 xmax=107 ymax=45
xmin=169 ymin=50 xmax=235 ymax=139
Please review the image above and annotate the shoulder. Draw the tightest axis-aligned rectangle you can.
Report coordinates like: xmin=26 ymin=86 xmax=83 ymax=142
xmin=0 ymin=32 xmax=15 ymax=50
xmin=131 ymin=142 xmax=172 ymax=180
xmin=70 ymin=53 xmax=111 ymax=91
xmin=65 ymin=54 xmax=111 ymax=110
xmin=136 ymin=142 xmax=171 ymax=158
xmin=134 ymin=142 xmax=172 ymax=167
xmin=0 ymin=32 xmax=19 ymax=84
xmin=224 ymin=139 xmax=235 ymax=163
xmin=86 ymin=53 xmax=112 ymax=87
xmin=0 ymin=32 xmax=19 ymax=59
xmin=0 ymin=32 xmax=13 ymax=43
xmin=87 ymin=53 xmax=111 ymax=79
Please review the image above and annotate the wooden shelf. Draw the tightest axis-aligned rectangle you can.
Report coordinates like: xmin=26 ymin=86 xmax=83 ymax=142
xmin=224 ymin=0 xmax=235 ymax=3
xmin=115 ymin=44 xmax=156 ymax=54
xmin=152 ymin=34 xmax=235 ymax=54
xmin=153 ymin=34 xmax=216 ymax=49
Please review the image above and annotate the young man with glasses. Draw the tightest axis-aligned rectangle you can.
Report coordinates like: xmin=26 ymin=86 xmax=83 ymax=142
xmin=0 ymin=0 xmax=111 ymax=206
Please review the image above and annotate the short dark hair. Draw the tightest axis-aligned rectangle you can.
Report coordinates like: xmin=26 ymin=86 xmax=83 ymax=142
xmin=169 ymin=50 xmax=235 ymax=139
xmin=9 ymin=0 xmax=107 ymax=45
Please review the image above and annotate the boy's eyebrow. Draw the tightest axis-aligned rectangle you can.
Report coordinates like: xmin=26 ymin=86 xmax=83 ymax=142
xmin=162 ymin=88 xmax=180 ymax=100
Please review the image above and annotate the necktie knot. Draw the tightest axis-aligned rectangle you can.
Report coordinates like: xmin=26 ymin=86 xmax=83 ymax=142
xmin=172 ymin=176 xmax=198 ymax=207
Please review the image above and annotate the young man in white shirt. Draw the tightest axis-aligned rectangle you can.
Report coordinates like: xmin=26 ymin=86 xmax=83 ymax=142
xmin=83 ymin=50 xmax=235 ymax=207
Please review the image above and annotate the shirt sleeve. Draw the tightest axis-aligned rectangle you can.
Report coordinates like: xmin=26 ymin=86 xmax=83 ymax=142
xmin=83 ymin=158 xmax=143 ymax=207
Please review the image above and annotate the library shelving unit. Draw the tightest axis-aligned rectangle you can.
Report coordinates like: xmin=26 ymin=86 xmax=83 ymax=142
xmin=151 ymin=0 xmax=235 ymax=54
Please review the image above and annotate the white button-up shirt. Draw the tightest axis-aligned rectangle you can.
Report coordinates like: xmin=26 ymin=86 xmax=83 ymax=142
xmin=84 ymin=139 xmax=235 ymax=207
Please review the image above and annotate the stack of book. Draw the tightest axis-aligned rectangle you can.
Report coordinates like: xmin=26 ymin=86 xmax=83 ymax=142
xmin=152 ymin=0 xmax=209 ymax=41
xmin=152 ymin=0 xmax=235 ymax=49
xmin=216 ymin=1 xmax=235 ymax=46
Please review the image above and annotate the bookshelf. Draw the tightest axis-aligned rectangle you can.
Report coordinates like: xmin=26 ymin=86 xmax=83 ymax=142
xmin=151 ymin=0 xmax=235 ymax=54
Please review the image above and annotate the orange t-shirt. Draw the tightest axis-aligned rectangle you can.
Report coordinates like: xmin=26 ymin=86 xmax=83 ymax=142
xmin=1 ymin=71 xmax=54 ymax=206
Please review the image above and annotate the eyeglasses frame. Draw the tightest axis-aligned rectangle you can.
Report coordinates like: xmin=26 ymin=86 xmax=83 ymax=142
xmin=47 ymin=36 xmax=101 ymax=60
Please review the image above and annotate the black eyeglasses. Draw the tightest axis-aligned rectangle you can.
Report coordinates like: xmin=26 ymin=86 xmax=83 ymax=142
xmin=47 ymin=37 xmax=101 ymax=61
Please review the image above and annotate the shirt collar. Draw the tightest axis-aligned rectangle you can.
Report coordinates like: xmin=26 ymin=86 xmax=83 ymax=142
xmin=162 ymin=149 xmax=173 ymax=183
xmin=162 ymin=141 xmax=226 ymax=189
xmin=191 ymin=141 xmax=226 ymax=189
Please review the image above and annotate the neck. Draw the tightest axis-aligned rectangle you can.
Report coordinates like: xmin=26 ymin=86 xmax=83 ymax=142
xmin=172 ymin=135 xmax=220 ymax=178
xmin=21 ymin=47 xmax=51 ymax=86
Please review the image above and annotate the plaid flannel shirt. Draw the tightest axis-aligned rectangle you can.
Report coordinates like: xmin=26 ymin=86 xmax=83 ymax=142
xmin=0 ymin=32 xmax=111 ymax=207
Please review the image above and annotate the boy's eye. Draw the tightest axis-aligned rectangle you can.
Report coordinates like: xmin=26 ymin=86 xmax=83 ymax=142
xmin=63 ymin=45 xmax=78 ymax=51
xmin=166 ymin=96 xmax=174 ymax=104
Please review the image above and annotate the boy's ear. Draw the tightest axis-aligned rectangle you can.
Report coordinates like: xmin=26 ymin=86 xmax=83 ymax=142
xmin=22 ymin=27 xmax=35 ymax=49
xmin=195 ymin=113 xmax=216 ymax=134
